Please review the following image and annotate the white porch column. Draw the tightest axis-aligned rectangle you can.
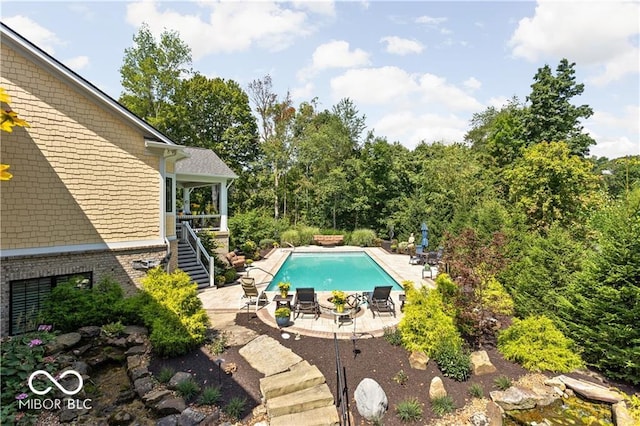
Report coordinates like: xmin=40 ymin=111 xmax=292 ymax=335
xmin=220 ymin=181 xmax=228 ymax=231
xmin=183 ymin=188 xmax=192 ymax=214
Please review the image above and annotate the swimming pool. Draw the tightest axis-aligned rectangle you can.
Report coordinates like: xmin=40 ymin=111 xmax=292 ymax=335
xmin=266 ymin=251 xmax=402 ymax=292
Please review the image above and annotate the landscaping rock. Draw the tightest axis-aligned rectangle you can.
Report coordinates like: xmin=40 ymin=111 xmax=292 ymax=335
xmin=408 ymin=351 xmax=429 ymax=370
xmin=470 ymin=350 xmax=497 ymax=375
xmin=78 ymin=326 xmax=102 ymax=338
xmin=557 ymin=375 xmax=624 ymax=404
xmin=490 ymin=386 xmax=539 ymax=411
xmin=127 ymin=354 xmax=143 ymax=370
xmin=72 ymin=360 xmax=90 ymax=375
xmin=156 ymin=414 xmax=179 ymax=426
xmin=115 ymin=389 xmax=136 ymax=405
xmin=155 ymin=396 xmax=186 ymax=415
xmin=543 ymin=376 xmax=565 ymax=391
xmin=47 ymin=332 xmax=82 ymax=354
xmin=354 ymin=378 xmax=388 ymax=420
xmin=126 ymin=333 xmax=146 ymax=347
xmin=108 ymin=409 xmax=134 ymax=425
xmin=485 ymin=401 xmax=503 ymax=426
xmin=134 ymin=376 xmax=155 ymax=398
xmin=130 ymin=366 xmax=150 ymax=381
xmin=168 ymin=372 xmax=193 ymax=389
xmin=123 ymin=325 xmax=148 ymax=336
xmin=429 ymin=376 xmax=447 ymax=400
xmin=612 ymin=401 xmax=635 ymax=426
xmin=125 ymin=345 xmax=147 ymax=355
xmin=143 ymin=389 xmax=171 ymax=405
xmin=469 ymin=412 xmax=489 ymax=426
xmin=178 ymin=407 xmax=206 ymax=426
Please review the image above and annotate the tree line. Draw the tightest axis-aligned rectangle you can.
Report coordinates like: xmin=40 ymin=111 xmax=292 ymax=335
xmin=118 ymin=25 xmax=639 ymax=384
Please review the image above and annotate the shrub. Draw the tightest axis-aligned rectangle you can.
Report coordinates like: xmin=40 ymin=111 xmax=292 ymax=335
xmin=398 ymin=241 xmax=409 ymax=253
xmin=224 ymin=269 xmax=238 ymax=284
xmin=350 ymin=229 xmax=377 ymax=246
xmin=224 ymin=396 xmax=247 ymax=420
xmin=157 ymin=367 xmax=175 ymax=383
xmin=197 ymin=229 xmax=218 ymax=255
xmin=280 ymin=229 xmax=301 ymax=246
xmin=431 ymin=395 xmax=455 ymax=416
xmin=101 ymin=321 xmax=125 ymax=338
xmin=468 ymin=383 xmax=484 ymax=398
xmin=493 ymin=375 xmax=512 ymax=390
xmin=395 ymin=398 xmax=423 ymax=423
xmin=175 ymin=378 xmax=200 ymax=401
xmin=199 ymin=386 xmax=222 ymax=405
xmin=497 ymin=315 xmax=584 ymax=373
xmin=434 ymin=273 xmax=459 ymax=316
xmin=240 ymin=240 xmax=257 ymax=257
xmin=207 ymin=331 xmax=228 ymax=356
xmin=298 ymin=226 xmax=320 ymax=245
xmin=433 ymin=340 xmax=471 ymax=382
xmin=275 ymin=307 xmax=291 ymax=318
xmin=141 ymin=269 xmax=210 ymax=357
xmin=393 ymin=370 xmax=408 ymax=386
xmin=228 ymin=209 xmax=289 ymax=248
xmin=383 ymin=327 xmax=403 ymax=346
xmin=40 ymin=276 xmax=125 ymax=332
xmin=399 ymin=284 xmax=464 ymax=357
xmin=477 ymin=276 xmax=514 ymax=316
xmin=258 ymin=238 xmax=276 ymax=249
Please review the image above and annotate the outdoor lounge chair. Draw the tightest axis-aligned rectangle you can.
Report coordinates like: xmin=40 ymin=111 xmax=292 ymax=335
xmin=366 ymin=286 xmax=396 ymax=318
xmin=293 ymin=287 xmax=320 ymax=319
xmin=240 ymin=277 xmax=268 ymax=314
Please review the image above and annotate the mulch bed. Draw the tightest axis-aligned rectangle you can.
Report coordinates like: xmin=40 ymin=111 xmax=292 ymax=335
xmin=150 ymin=312 xmax=534 ymax=425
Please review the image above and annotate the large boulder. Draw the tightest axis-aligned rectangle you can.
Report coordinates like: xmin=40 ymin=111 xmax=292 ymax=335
xmin=429 ymin=376 xmax=447 ymax=400
xmin=485 ymin=401 xmax=503 ymax=426
xmin=354 ymin=378 xmax=388 ymax=420
xmin=470 ymin=350 xmax=496 ymax=375
xmin=490 ymin=386 xmax=539 ymax=411
xmin=612 ymin=401 xmax=635 ymax=426
xmin=168 ymin=372 xmax=193 ymax=389
xmin=556 ymin=375 xmax=623 ymax=404
xmin=408 ymin=351 xmax=429 ymax=370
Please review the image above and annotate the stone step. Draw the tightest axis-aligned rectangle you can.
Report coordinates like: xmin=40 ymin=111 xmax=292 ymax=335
xmin=269 ymin=405 xmax=341 ymax=426
xmin=266 ymin=383 xmax=334 ymax=418
xmin=260 ymin=362 xmax=325 ymax=399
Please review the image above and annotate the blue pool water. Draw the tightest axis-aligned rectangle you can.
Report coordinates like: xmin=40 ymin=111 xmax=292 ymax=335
xmin=266 ymin=251 xmax=402 ymax=292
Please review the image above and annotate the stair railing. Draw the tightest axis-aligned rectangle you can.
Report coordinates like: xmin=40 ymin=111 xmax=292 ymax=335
xmin=181 ymin=222 xmax=214 ymax=287
xmin=334 ymin=333 xmax=351 ymax=426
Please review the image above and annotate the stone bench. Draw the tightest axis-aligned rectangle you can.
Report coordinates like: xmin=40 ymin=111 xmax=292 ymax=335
xmin=313 ymin=235 xmax=344 ymax=246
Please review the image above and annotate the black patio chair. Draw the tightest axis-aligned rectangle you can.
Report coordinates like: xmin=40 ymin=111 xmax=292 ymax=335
xmin=366 ymin=286 xmax=396 ymax=318
xmin=293 ymin=287 xmax=320 ymax=319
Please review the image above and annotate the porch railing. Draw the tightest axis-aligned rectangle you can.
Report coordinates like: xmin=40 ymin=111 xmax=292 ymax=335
xmin=181 ymin=222 xmax=215 ymax=287
xmin=177 ymin=214 xmax=221 ymax=230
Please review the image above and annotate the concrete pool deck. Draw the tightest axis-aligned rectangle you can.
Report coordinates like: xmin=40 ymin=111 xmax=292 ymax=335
xmin=198 ymin=246 xmax=437 ymax=339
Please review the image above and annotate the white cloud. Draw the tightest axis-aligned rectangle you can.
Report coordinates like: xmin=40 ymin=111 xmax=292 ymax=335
xmin=419 ymin=74 xmax=484 ymax=111
xmin=330 ymin=66 xmax=419 ymax=105
xmin=463 ymin=77 xmax=482 ymax=91
xmin=380 ymin=36 xmax=424 ymax=55
xmin=330 ymin=67 xmax=483 ymax=112
xmin=590 ymin=105 xmax=640 ymax=135
xmin=297 ymin=40 xmax=370 ymax=81
xmin=415 ymin=15 xmax=447 ymax=26
xmin=509 ymin=1 xmax=640 ymax=84
xmin=586 ymin=105 xmax=640 ymax=158
xmin=63 ymin=55 xmax=90 ymax=71
xmin=292 ymin=0 xmax=335 ymax=16
xmin=589 ymin=135 xmax=639 ymax=159
xmin=487 ymin=96 xmax=510 ymax=109
xmin=3 ymin=15 xmax=64 ymax=55
xmin=374 ymin=111 xmax=467 ymax=148
xmin=291 ymin=82 xmax=315 ymax=101
xmin=126 ymin=0 xmax=320 ymax=59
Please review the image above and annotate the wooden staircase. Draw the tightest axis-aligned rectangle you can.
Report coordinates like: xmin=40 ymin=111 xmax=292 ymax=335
xmin=260 ymin=361 xmax=340 ymax=426
xmin=177 ymin=240 xmax=210 ymax=289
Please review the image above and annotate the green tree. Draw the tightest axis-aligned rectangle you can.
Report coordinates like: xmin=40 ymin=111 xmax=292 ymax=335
xmin=568 ymin=187 xmax=640 ymax=384
xmin=524 ymin=59 xmax=595 ymax=157
xmin=119 ymin=23 xmax=192 ymax=129
xmin=504 ymin=141 xmax=601 ymax=230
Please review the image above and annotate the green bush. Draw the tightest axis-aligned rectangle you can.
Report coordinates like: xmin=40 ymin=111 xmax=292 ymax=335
xmin=383 ymin=327 xmax=403 ymax=346
xmin=433 ymin=340 xmax=471 ymax=382
xmin=477 ymin=276 xmax=514 ymax=316
xmin=434 ymin=273 xmax=459 ymax=316
xmin=175 ymin=378 xmax=200 ymax=401
xmin=141 ymin=269 xmax=210 ymax=357
xmin=199 ymin=386 xmax=222 ymax=405
xmin=40 ymin=276 xmax=125 ymax=332
xmin=395 ymin=398 xmax=423 ymax=423
xmin=468 ymin=383 xmax=484 ymax=398
xmin=101 ymin=321 xmax=125 ymax=338
xmin=224 ymin=396 xmax=247 ymax=420
xmin=350 ymin=229 xmax=377 ymax=246
xmin=431 ymin=395 xmax=455 ymax=416
xmin=493 ymin=375 xmax=512 ymax=390
xmin=157 ymin=367 xmax=175 ymax=383
xmin=498 ymin=315 xmax=584 ymax=373
xmin=196 ymin=229 xmax=218 ymax=255
xmin=258 ymin=238 xmax=276 ymax=249
xmin=240 ymin=240 xmax=257 ymax=257
xmin=298 ymin=226 xmax=320 ymax=245
xmin=228 ymin=209 xmax=289 ymax=249
xmin=280 ymin=229 xmax=301 ymax=246
xmin=224 ymin=269 xmax=238 ymax=284
xmin=398 ymin=284 xmax=464 ymax=357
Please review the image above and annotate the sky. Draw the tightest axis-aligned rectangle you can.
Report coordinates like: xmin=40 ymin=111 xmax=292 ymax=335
xmin=2 ymin=0 xmax=639 ymax=159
